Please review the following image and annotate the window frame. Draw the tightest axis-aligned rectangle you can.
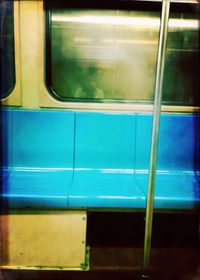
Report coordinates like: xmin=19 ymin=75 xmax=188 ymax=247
xmin=1 ymin=0 xmax=21 ymax=106
xmin=39 ymin=0 xmax=200 ymax=113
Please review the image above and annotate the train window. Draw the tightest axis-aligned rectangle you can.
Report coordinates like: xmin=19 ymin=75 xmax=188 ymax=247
xmin=46 ymin=1 xmax=199 ymax=106
xmin=163 ymin=3 xmax=200 ymax=106
xmin=0 ymin=0 xmax=15 ymax=99
xmin=46 ymin=1 xmax=161 ymax=103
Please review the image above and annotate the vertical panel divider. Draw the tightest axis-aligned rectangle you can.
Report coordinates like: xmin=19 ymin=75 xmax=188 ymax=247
xmin=142 ymin=0 xmax=170 ymax=278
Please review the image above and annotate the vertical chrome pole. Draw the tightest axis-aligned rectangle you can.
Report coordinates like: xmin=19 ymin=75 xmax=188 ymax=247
xmin=142 ymin=0 xmax=170 ymax=277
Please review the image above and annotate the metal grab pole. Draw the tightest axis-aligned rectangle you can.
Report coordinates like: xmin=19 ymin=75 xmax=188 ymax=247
xmin=142 ymin=0 xmax=170 ymax=277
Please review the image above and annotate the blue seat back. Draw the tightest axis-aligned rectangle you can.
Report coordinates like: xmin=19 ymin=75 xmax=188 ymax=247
xmin=135 ymin=114 xmax=197 ymax=172
xmin=75 ymin=112 xmax=135 ymax=170
xmin=3 ymin=109 xmax=75 ymax=169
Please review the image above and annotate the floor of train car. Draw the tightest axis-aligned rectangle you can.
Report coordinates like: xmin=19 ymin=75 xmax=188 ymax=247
xmin=1 ymin=212 xmax=200 ymax=280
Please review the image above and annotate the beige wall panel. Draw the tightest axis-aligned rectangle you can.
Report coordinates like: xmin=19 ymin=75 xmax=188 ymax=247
xmin=19 ymin=1 xmax=40 ymax=109
xmin=0 ymin=211 xmax=87 ymax=270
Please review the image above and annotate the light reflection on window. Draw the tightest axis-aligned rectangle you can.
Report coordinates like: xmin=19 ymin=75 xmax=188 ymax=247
xmin=51 ymin=10 xmax=159 ymax=102
xmin=48 ymin=5 xmax=199 ymax=105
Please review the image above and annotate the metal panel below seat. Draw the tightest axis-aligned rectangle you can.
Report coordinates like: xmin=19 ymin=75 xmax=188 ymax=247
xmin=0 ymin=211 xmax=88 ymax=270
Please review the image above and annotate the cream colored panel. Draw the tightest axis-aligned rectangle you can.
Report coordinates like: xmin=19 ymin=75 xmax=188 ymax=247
xmin=19 ymin=0 xmax=39 ymax=109
xmin=2 ymin=1 xmax=21 ymax=106
xmin=0 ymin=211 xmax=87 ymax=270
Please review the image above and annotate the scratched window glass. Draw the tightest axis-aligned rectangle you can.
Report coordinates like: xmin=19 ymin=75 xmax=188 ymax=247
xmin=0 ymin=0 xmax=15 ymax=99
xmin=47 ymin=1 xmax=199 ymax=105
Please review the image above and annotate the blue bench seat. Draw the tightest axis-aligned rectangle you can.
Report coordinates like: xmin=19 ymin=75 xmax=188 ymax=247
xmin=68 ymin=170 xmax=146 ymax=208
xmin=2 ymin=109 xmax=74 ymax=208
xmin=3 ymin=168 xmax=72 ymax=207
xmin=3 ymin=169 xmax=199 ymax=210
xmin=136 ymin=172 xmax=200 ymax=209
xmin=68 ymin=171 xmax=199 ymax=210
xmin=2 ymin=109 xmax=200 ymax=210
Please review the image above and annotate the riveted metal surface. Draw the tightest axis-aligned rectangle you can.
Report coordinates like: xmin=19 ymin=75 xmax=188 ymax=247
xmin=0 ymin=211 xmax=87 ymax=270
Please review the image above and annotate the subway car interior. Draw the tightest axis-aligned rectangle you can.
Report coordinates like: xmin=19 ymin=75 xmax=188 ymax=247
xmin=0 ymin=0 xmax=200 ymax=279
